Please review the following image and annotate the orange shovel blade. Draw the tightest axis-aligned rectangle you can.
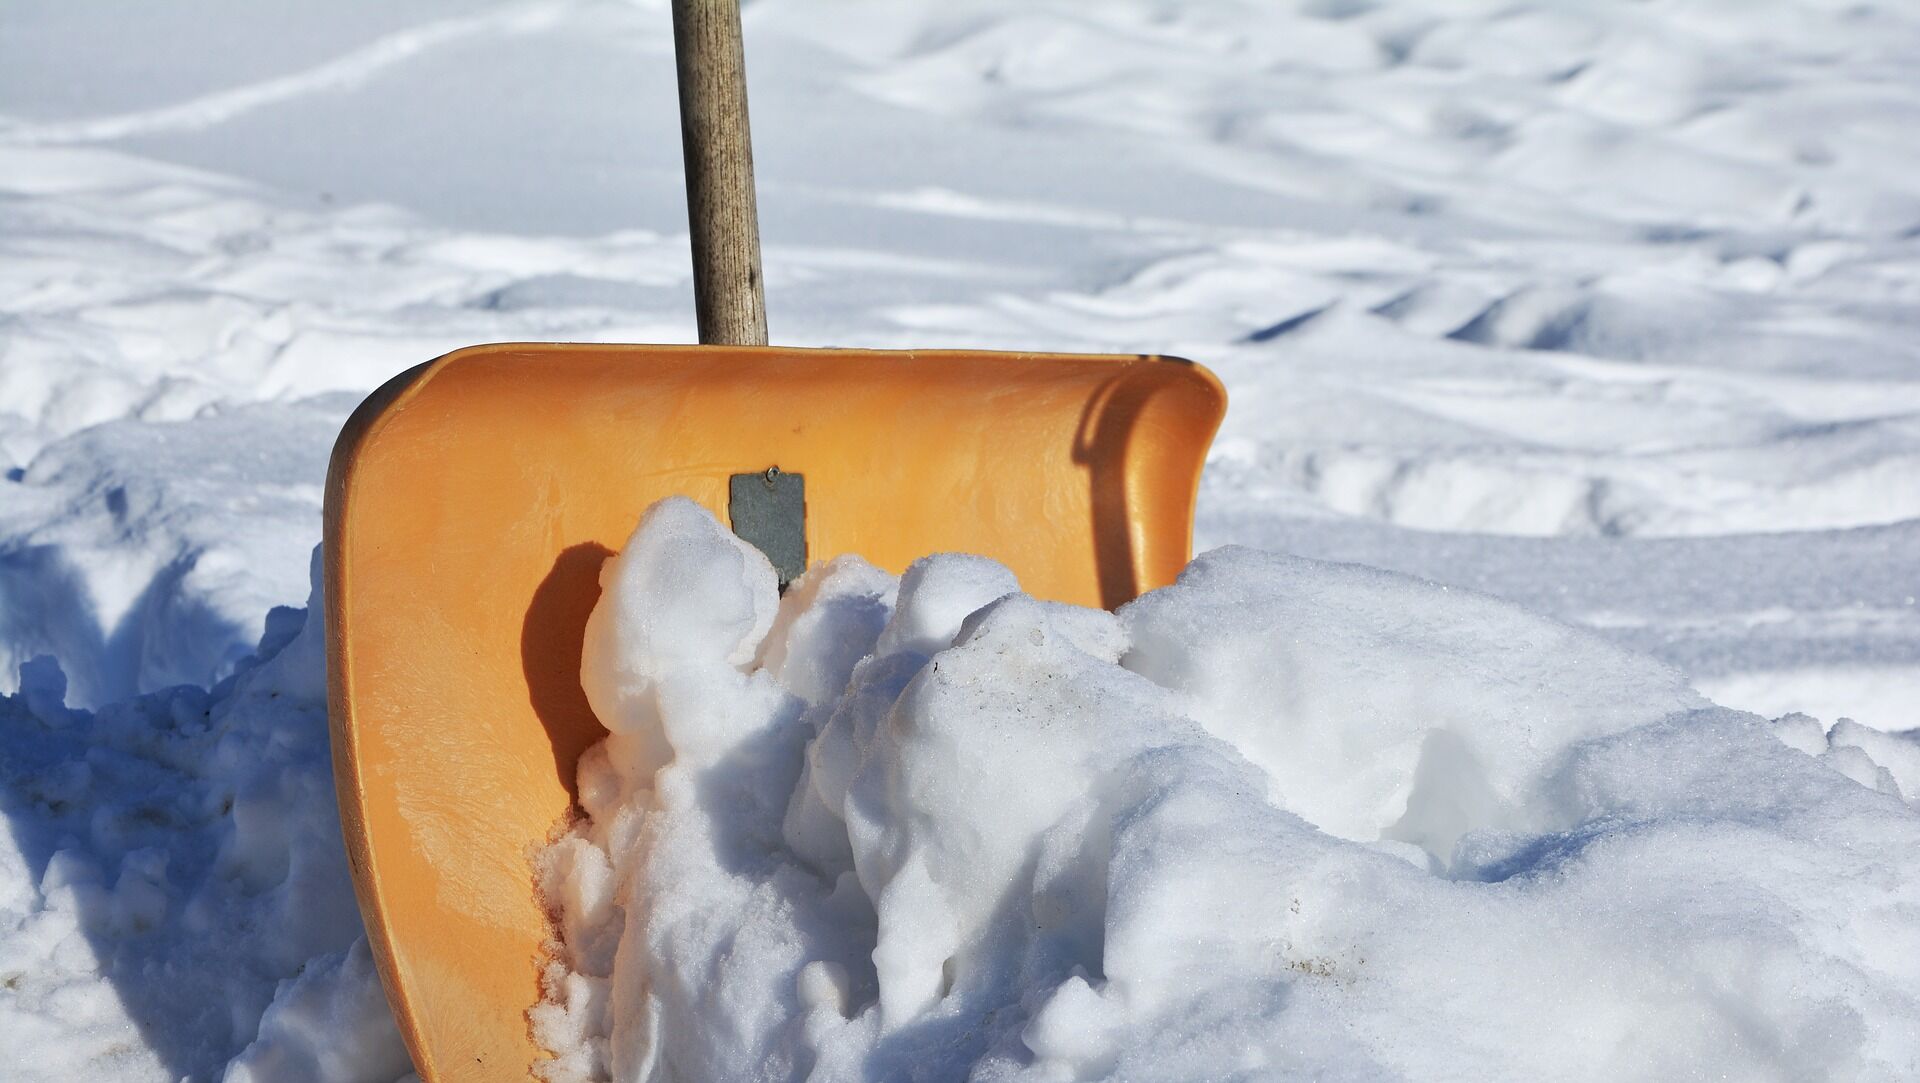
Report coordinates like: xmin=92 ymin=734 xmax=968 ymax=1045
xmin=323 ymin=343 xmax=1225 ymax=1079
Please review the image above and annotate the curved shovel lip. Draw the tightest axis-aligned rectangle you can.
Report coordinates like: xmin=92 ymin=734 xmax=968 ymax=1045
xmin=324 ymin=357 xmax=435 ymax=1065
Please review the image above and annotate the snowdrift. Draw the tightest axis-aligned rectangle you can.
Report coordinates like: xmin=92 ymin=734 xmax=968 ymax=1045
xmin=529 ymin=500 xmax=1920 ymax=1081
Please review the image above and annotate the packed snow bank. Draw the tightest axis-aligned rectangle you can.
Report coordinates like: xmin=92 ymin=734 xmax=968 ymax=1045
xmin=533 ymin=500 xmax=1920 ymax=1082
xmin=0 ymin=398 xmax=351 ymax=710
xmin=0 ymin=551 xmax=411 ymax=1083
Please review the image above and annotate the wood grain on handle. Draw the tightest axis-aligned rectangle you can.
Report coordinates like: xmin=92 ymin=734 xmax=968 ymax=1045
xmin=672 ymin=0 xmax=769 ymax=346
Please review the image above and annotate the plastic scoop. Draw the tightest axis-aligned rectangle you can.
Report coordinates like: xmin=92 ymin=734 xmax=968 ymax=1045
xmin=322 ymin=1 xmax=1225 ymax=1077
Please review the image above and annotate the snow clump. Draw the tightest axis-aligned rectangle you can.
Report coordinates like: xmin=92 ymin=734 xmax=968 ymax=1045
xmin=533 ymin=498 xmax=1920 ymax=1081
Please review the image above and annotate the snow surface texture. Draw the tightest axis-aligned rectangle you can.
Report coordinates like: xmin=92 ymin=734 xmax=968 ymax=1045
xmin=0 ymin=554 xmax=412 ymax=1082
xmin=533 ymin=499 xmax=1920 ymax=1081
xmin=3 ymin=0 xmax=1920 ymax=1078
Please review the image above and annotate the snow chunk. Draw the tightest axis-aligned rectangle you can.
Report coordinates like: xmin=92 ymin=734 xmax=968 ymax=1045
xmin=579 ymin=496 xmax=780 ymax=777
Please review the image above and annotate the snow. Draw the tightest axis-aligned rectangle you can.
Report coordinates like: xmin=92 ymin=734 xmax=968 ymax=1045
xmin=1 ymin=0 xmax=1918 ymax=1078
xmin=533 ymin=499 xmax=1920 ymax=1081
xmin=1 ymin=555 xmax=409 ymax=1082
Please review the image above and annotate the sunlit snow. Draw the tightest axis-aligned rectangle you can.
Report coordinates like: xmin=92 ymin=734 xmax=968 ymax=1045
xmin=2 ymin=0 xmax=1918 ymax=1079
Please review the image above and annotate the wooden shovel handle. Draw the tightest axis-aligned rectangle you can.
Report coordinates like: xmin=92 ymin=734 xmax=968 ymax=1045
xmin=672 ymin=0 xmax=769 ymax=346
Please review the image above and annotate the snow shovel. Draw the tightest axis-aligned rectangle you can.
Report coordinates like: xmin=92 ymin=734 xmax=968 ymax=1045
xmin=323 ymin=1 xmax=1224 ymax=1077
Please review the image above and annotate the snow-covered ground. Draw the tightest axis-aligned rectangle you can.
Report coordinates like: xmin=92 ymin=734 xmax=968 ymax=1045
xmin=2 ymin=0 xmax=1918 ymax=1079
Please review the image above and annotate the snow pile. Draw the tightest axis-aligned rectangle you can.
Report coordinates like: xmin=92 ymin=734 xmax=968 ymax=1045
xmin=534 ymin=499 xmax=1920 ymax=1081
xmin=0 ymin=551 xmax=412 ymax=1083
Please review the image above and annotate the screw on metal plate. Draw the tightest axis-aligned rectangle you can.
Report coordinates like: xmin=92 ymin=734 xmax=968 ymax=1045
xmin=728 ymin=466 xmax=806 ymax=590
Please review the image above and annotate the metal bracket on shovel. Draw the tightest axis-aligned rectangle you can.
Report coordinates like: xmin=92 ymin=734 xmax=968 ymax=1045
xmin=729 ymin=466 xmax=806 ymax=588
